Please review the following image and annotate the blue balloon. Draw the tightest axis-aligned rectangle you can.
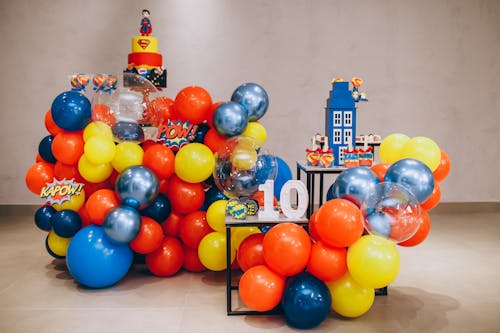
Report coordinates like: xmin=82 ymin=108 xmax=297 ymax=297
xmin=230 ymin=171 xmax=259 ymax=197
xmin=35 ymin=205 xmax=56 ymax=231
xmin=116 ymin=165 xmax=159 ymax=209
xmin=51 ymin=91 xmax=91 ymax=131
xmin=213 ymin=102 xmax=249 ymax=137
xmin=192 ymin=122 xmax=210 ymax=143
xmin=50 ymin=209 xmax=82 ymax=238
xmin=203 ymin=187 xmax=228 ymax=210
xmin=231 ymin=83 xmax=269 ymax=121
xmin=384 ymin=158 xmax=435 ymax=203
xmin=67 ymin=225 xmax=133 ymax=288
xmin=365 ymin=211 xmax=391 ymax=238
xmin=329 ymin=166 xmax=380 ymax=206
xmin=255 ymin=154 xmax=278 ymax=184
xmin=103 ymin=205 xmax=141 ymax=244
xmin=281 ymin=272 xmax=332 ymax=329
xmin=141 ymin=193 xmax=171 ymax=223
xmin=112 ymin=121 xmax=145 ymax=143
xmin=274 ymin=157 xmax=292 ymax=200
xmin=38 ymin=135 xmax=56 ymax=163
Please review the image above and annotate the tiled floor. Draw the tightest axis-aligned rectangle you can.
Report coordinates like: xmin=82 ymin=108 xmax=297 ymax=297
xmin=0 ymin=209 xmax=499 ymax=332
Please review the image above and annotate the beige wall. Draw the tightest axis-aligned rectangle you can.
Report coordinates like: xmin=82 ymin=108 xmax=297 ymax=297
xmin=1 ymin=0 xmax=499 ymax=204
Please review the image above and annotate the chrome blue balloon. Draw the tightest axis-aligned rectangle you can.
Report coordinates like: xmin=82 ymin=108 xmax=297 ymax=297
xmin=365 ymin=211 xmax=391 ymax=238
xmin=212 ymin=102 xmax=249 ymax=137
xmin=231 ymin=83 xmax=269 ymax=121
xmin=67 ymin=225 xmax=133 ymax=288
xmin=330 ymin=166 xmax=380 ymax=206
xmin=51 ymin=91 xmax=91 ymax=131
xmin=116 ymin=165 xmax=159 ymax=209
xmin=38 ymin=135 xmax=56 ymax=163
xmin=384 ymin=158 xmax=435 ymax=203
xmin=112 ymin=121 xmax=145 ymax=143
xmin=103 ymin=205 xmax=141 ymax=244
xmin=281 ymin=272 xmax=332 ymax=329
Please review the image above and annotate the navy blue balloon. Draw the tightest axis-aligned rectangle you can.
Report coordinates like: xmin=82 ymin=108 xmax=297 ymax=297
xmin=330 ymin=166 xmax=380 ymax=206
xmin=384 ymin=158 xmax=435 ymax=203
xmin=255 ymin=154 xmax=278 ymax=184
xmin=112 ymin=121 xmax=145 ymax=142
xmin=213 ymin=102 xmax=249 ymax=137
xmin=203 ymin=187 xmax=228 ymax=210
xmin=141 ymin=193 xmax=171 ymax=223
xmin=50 ymin=209 xmax=82 ymax=238
xmin=38 ymin=135 xmax=57 ymax=163
xmin=67 ymin=225 xmax=133 ymax=288
xmin=258 ymin=225 xmax=272 ymax=233
xmin=35 ymin=205 xmax=56 ymax=231
xmin=274 ymin=157 xmax=292 ymax=200
xmin=282 ymin=272 xmax=332 ymax=329
xmin=192 ymin=122 xmax=210 ymax=143
xmin=231 ymin=83 xmax=269 ymax=121
xmin=116 ymin=165 xmax=159 ymax=209
xmin=326 ymin=183 xmax=335 ymax=201
xmin=103 ymin=205 xmax=141 ymax=244
xmin=51 ymin=91 xmax=91 ymax=131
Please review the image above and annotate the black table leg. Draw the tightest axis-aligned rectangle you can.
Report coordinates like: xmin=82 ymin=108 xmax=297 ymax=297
xmin=319 ymin=173 xmax=324 ymax=208
xmin=226 ymin=225 xmax=232 ymax=314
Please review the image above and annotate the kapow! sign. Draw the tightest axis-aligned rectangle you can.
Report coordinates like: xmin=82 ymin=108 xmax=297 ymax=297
xmin=157 ymin=120 xmax=197 ymax=150
xmin=40 ymin=179 xmax=84 ymax=205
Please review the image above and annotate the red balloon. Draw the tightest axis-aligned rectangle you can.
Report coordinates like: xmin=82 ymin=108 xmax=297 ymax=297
xmin=149 ymin=97 xmax=177 ymax=124
xmin=239 ymin=265 xmax=285 ymax=312
xmin=203 ymin=128 xmax=228 ymax=153
xmin=182 ymin=243 xmax=206 ymax=272
xmin=263 ymin=223 xmax=311 ymax=276
xmin=308 ymin=210 xmax=321 ymax=242
xmin=54 ymin=161 xmax=82 ymax=181
xmin=166 ymin=175 xmax=205 ymax=214
xmin=92 ymin=104 xmax=116 ymax=126
xmin=174 ymin=86 xmax=212 ymax=124
xmin=161 ymin=211 xmax=183 ymax=237
xmin=78 ymin=204 xmax=93 ymax=228
xmin=315 ymin=199 xmax=364 ymax=248
xmin=370 ymin=163 xmax=391 ymax=182
xmin=143 ymin=144 xmax=175 ymax=180
xmin=130 ymin=216 xmax=164 ymax=254
xmin=44 ymin=109 xmax=64 ymax=136
xmin=398 ymin=209 xmax=431 ymax=247
xmin=433 ymin=150 xmax=451 ymax=182
xmin=206 ymin=101 xmax=223 ymax=127
xmin=179 ymin=211 xmax=213 ymax=249
xmin=52 ymin=131 xmax=84 ymax=165
xmin=250 ymin=191 xmax=278 ymax=207
xmin=85 ymin=189 xmax=119 ymax=225
xmin=307 ymin=240 xmax=347 ymax=282
xmin=237 ymin=233 xmax=265 ymax=272
xmin=159 ymin=177 xmax=170 ymax=195
xmin=81 ymin=179 xmax=113 ymax=197
xmin=421 ymin=182 xmax=441 ymax=211
xmin=141 ymin=140 xmax=157 ymax=151
xmin=146 ymin=236 xmax=184 ymax=277
xmin=25 ymin=162 xmax=54 ymax=195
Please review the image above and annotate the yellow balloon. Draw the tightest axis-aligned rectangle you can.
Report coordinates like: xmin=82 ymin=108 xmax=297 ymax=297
xmin=206 ymin=200 xmax=227 ymax=233
xmin=230 ymin=147 xmax=258 ymax=171
xmin=47 ymin=230 xmax=71 ymax=257
xmin=327 ymin=273 xmax=375 ymax=318
xmin=112 ymin=142 xmax=144 ymax=173
xmin=242 ymin=122 xmax=267 ymax=146
xmin=231 ymin=227 xmax=261 ymax=250
xmin=53 ymin=189 xmax=86 ymax=212
xmin=400 ymin=136 xmax=441 ymax=171
xmin=347 ymin=235 xmax=400 ymax=289
xmin=198 ymin=232 xmax=235 ymax=271
xmin=174 ymin=143 xmax=215 ymax=183
xmin=84 ymin=135 xmax=116 ymax=164
xmin=379 ymin=133 xmax=410 ymax=164
xmin=83 ymin=121 xmax=113 ymax=142
xmin=78 ymin=155 xmax=113 ymax=183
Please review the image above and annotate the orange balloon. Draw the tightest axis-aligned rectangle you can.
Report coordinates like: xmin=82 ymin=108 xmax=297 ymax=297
xmin=204 ymin=128 xmax=228 ymax=153
xmin=308 ymin=210 xmax=321 ymax=242
xmin=143 ymin=144 xmax=175 ymax=180
xmin=178 ymin=211 xmax=213 ymax=249
xmin=85 ymin=189 xmax=119 ymax=225
xmin=433 ymin=150 xmax=451 ymax=182
xmin=149 ymin=97 xmax=177 ymax=125
xmin=92 ymin=104 xmax=116 ymax=126
xmin=182 ymin=243 xmax=207 ymax=272
xmin=370 ymin=163 xmax=391 ymax=182
xmin=307 ymin=240 xmax=347 ymax=282
xmin=44 ymin=109 xmax=64 ymax=136
xmin=421 ymin=182 xmax=441 ymax=211
xmin=52 ymin=131 xmax=84 ymax=165
xmin=237 ymin=233 xmax=265 ymax=272
xmin=250 ymin=191 xmax=278 ymax=207
xmin=174 ymin=86 xmax=212 ymax=124
xmin=78 ymin=204 xmax=93 ymax=228
xmin=130 ymin=216 xmax=164 ymax=254
xmin=145 ymin=236 xmax=184 ymax=277
xmin=315 ymin=199 xmax=364 ymax=248
xmin=239 ymin=265 xmax=285 ymax=312
xmin=263 ymin=223 xmax=311 ymax=276
xmin=161 ymin=211 xmax=183 ymax=237
xmin=25 ymin=162 xmax=54 ymax=195
xmin=398 ymin=209 xmax=431 ymax=247
xmin=54 ymin=161 xmax=82 ymax=181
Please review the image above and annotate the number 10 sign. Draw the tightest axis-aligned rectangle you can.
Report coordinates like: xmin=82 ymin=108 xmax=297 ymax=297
xmin=258 ymin=180 xmax=309 ymax=220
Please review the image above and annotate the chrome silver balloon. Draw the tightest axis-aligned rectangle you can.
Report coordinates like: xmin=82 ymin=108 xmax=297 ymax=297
xmin=115 ymin=165 xmax=159 ymax=209
xmin=103 ymin=205 xmax=141 ymax=244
